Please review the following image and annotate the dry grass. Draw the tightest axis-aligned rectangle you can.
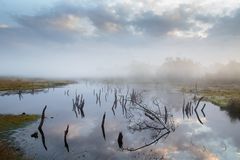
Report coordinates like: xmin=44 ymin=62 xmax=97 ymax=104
xmin=0 ymin=78 xmax=74 ymax=91
xmin=182 ymin=84 xmax=240 ymax=120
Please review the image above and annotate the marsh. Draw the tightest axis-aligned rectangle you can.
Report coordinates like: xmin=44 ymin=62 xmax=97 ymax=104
xmin=1 ymin=0 xmax=240 ymax=159
xmin=0 ymin=81 xmax=240 ymax=159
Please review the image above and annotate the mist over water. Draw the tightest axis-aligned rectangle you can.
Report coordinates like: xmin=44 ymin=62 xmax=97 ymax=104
xmin=1 ymin=1 xmax=240 ymax=159
xmin=2 ymin=56 xmax=240 ymax=84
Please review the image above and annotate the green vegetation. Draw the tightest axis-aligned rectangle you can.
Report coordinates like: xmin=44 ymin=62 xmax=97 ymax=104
xmin=0 ymin=78 xmax=74 ymax=91
xmin=182 ymin=84 xmax=240 ymax=120
xmin=192 ymin=87 xmax=240 ymax=108
xmin=0 ymin=114 xmax=39 ymax=133
xmin=198 ymin=87 xmax=240 ymax=120
xmin=0 ymin=114 xmax=40 ymax=160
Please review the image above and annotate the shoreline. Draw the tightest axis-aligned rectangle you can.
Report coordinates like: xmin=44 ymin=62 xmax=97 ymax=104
xmin=0 ymin=114 xmax=40 ymax=160
xmin=181 ymin=84 xmax=240 ymax=120
xmin=0 ymin=78 xmax=75 ymax=92
xmin=0 ymin=78 xmax=74 ymax=159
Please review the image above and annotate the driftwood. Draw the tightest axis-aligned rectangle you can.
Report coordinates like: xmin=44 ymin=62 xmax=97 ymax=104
xmin=38 ymin=105 xmax=47 ymax=150
xmin=101 ymin=112 xmax=106 ymax=140
xmin=112 ymin=106 xmax=116 ymax=116
xmin=122 ymin=94 xmax=174 ymax=151
xmin=153 ymin=97 xmax=161 ymax=115
xmin=112 ymin=89 xmax=118 ymax=109
xmin=117 ymin=132 xmax=123 ymax=149
xmin=182 ymin=98 xmax=185 ymax=119
xmin=64 ymin=125 xmax=69 ymax=152
xmin=96 ymin=90 xmax=101 ymax=106
xmin=72 ymin=99 xmax=78 ymax=118
xmin=125 ymin=130 xmax=170 ymax=152
xmin=195 ymin=97 xmax=204 ymax=110
xmin=72 ymin=94 xmax=85 ymax=118
xmin=31 ymin=132 xmax=38 ymax=139
xmin=164 ymin=106 xmax=168 ymax=124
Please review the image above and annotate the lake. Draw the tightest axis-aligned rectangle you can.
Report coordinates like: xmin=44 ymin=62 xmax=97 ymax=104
xmin=1 ymin=81 xmax=240 ymax=160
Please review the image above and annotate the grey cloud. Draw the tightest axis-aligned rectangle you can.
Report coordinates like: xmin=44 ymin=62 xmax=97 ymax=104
xmin=14 ymin=4 xmax=126 ymax=35
xmin=208 ymin=8 xmax=240 ymax=36
xmin=1 ymin=1 xmax=240 ymax=46
xmin=12 ymin=3 xmax=193 ymax=39
xmin=131 ymin=10 xmax=189 ymax=36
xmin=0 ymin=25 xmax=75 ymax=47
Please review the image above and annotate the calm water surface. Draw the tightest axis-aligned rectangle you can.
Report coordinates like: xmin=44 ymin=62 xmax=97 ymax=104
xmin=0 ymin=81 xmax=240 ymax=160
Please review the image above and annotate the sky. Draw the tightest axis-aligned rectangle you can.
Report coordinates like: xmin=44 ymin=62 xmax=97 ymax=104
xmin=0 ymin=0 xmax=240 ymax=78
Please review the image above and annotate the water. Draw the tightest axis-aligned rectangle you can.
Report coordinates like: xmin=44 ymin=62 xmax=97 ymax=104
xmin=0 ymin=81 xmax=240 ymax=160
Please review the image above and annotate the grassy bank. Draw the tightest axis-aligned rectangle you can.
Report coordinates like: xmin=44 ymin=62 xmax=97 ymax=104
xmin=0 ymin=114 xmax=40 ymax=160
xmin=0 ymin=78 xmax=74 ymax=92
xmin=198 ymin=87 xmax=240 ymax=108
xmin=182 ymin=84 xmax=240 ymax=120
xmin=0 ymin=114 xmax=39 ymax=133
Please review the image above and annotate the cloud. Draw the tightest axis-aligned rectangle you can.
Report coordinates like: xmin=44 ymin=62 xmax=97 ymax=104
xmin=0 ymin=0 xmax=240 ymax=46
xmin=208 ymin=8 xmax=240 ymax=37
xmin=50 ymin=14 xmax=97 ymax=35
xmin=167 ymin=19 xmax=213 ymax=38
xmin=15 ymin=13 xmax=98 ymax=40
xmin=0 ymin=23 xmax=10 ymax=29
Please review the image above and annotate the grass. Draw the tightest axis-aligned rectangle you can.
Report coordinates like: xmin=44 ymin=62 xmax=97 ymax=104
xmin=0 ymin=114 xmax=40 ymax=160
xmin=0 ymin=78 xmax=74 ymax=92
xmin=195 ymin=87 xmax=239 ymax=108
xmin=181 ymin=84 xmax=240 ymax=120
xmin=0 ymin=114 xmax=40 ymax=133
xmin=0 ymin=141 xmax=30 ymax=160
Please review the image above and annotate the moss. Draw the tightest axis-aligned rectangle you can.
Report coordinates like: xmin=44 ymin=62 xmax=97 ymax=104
xmin=0 ymin=114 xmax=39 ymax=160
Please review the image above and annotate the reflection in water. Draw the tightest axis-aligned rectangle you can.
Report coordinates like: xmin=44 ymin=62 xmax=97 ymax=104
xmin=38 ymin=105 xmax=48 ymax=151
xmin=112 ymin=89 xmax=118 ymax=109
xmin=18 ymin=90 xmax=23 ymax=100
xmin=34 ymin=86 xmax=177 ymax=153
xmin=3 ymin=82 xmax=240 ymax=159
xmin=220 ymin=100 xmax=240 ymax=121
xmin=64 ymin=90 xmax=70 ymax=96
xmin=72 ymin=93 xmax=85 ymax=118
xmin=0 ymin=89 xmax=48 ymax=101
xmin=122 ymin=93 xmax=175 ymax=151
xmin=64 ymin=125 xmax=70 ymax=152
xmin=95 ymin=90 xmax=101 ymax=106
xmin=182 ymin=96 xmax=206 ymax=124
xmin=201 ymin=103 xmax=206 ymax=117
xmin=101 ymin=112 xmax=106 ymax=141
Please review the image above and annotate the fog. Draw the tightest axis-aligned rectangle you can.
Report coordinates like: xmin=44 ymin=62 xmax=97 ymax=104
xmin=126 ymin=58 xmax=240 ymax=84
xmin=1 ymin=0 xmax=240 ymax=84
xmin=2 ymin=53 xmax=240 ymax=84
